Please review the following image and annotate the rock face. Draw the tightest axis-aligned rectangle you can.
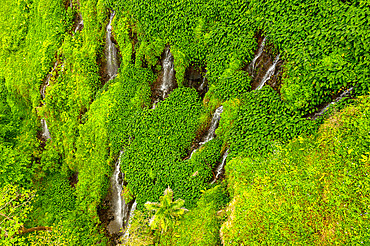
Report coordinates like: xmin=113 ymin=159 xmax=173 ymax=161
xmin=189 ymin=106 xmax=224 ymax=159
xmin=307 ymin=87 xmax=354 ymax=119
xmin=104 ymin=11 xmax=119 ymax=82
xmin=185 ymin=65 xmax=208 ymax=98
xmin=246 ymin=33 xmax=283 ymax=91
xmin=151 ymin=47 xmax=177 ymax=108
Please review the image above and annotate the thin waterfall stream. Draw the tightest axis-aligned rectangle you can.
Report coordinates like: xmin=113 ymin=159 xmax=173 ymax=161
xmin=152 ymin=47 xmax=176 ymax=108
xmin=211 ymin=149 xmax=229 ymax=184
xmin=107 ymin=152 xmax=135 ymax=235
xmin=188 ymin=105 xmax=229 ymax=184
xmin=250 ymin=36 xmax=266 ymax=71
xmin=190 ymin=106 xmax=223 ymax=158
xmin=311 ymin=87 xmax=354 ymax=119
xmin=39 ymin=61 xmax=58 ymax=141
xmin=74 ymin=13 xmax=84 ymax=33
xmin=105 ymin=11 xmax=119 ymax=80
xmin=103 ymin=10 xmax=135 ymax=237
xmin=256 ymin=54 xmax=280 ymax=90
xmin=122 ymin=201 xmax=137 ymax=239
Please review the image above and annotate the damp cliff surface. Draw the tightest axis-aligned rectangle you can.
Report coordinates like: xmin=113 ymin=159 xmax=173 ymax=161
xmin=308 ymin=87 xmax=354 ymax=119
xmin=185 ymin=65 xmax=208 ymax=97
xmin=211 ymin=149 xmax=229 ymax=184
xmin=151 ymin=47 xmax=177 ymax=108
xmin=107 ymin=152 xmax=136 ymax=237
xmin=190 ymin=106 xmax=223 ymax=159
xmin=246 ymin=34 xmax=283 ymax=91
xmin=101 ymin=11 xmax=119 ymax=83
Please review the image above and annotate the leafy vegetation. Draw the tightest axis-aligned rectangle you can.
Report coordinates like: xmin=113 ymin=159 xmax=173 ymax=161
xmin=0 ymin=0 xmax=369 ymax=244
xmin=222 ymin=96 xmax=370 ymax=245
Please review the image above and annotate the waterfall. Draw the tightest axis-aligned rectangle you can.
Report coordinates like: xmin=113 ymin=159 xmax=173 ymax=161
xmin=210 ymin=149 xmax=229 ymax=184
xmin=108 ymin=151 xmax=131 ymax=234
xmin=312 ymin=87 xmax=353 ymax=119
xmin=256 ymin=54 xmax=280 ymax=90
xmin=190 ymin=106 xmax=223 ymax=158
xmin=74 ymin=18 xmax=84 ymax=33
xmin=152 ymin=99 xmax=159 ymax=109
xmin=198 ymin=75 xmax=207 ymax=92
xmin=41 ymin=119 xmax=51 ymax=140
xmin=40 ymin=61 xmax=58 ymax=140
xmin=122 ymin=200 xmax=137 ymax=238
xmin=41 ymin=61 xmax=58 ymax=100
xmin=152 ymin=47 xmax=176 ymax=108
xmin=160 ymin=47 xmax=175 ymax=99
xmin=105 ymin=11 xmax=126 ymax=235
xmin=201 ymin=106 xmax=223 ymax=144
xmin=105 ymin=11 xmax=119 ymax=80
xmin=250 ymin=37 xmax=266 ymax=70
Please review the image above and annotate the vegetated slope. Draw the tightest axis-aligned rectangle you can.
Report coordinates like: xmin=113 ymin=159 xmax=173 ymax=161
xmin=0 ymin=0 xmax=369 ymax=244
xmin=222 ymin=96 xmax=370 ymax=245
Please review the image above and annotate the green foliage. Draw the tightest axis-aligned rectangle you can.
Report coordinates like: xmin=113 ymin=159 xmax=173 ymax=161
xmin=173 ymin=184 xmax=229 ymax=246
xmin=229 ymin=86 xmax=317 ymax=158
xmin=221 ymin=96 xmax=370 ymax=245
xmin=0 ymin=184 xmax=35 ymax=245
xmin=120 ymin=210 xmax=154 ymax=246
xmin=27 ymin=223 xmax=79 ymax=246
xmin=145 ymin=187 xmax=187 ymax=233
xmin=1 ymin=0 xmax=370 ymax=244
xmin=27 ymin=174 xmax=76 ymax=227
xmin=75 ymin=65 xmax=154 ymax=221
xmin=0 ymin=143 xmax=33 ymax=188
xmin=121 ymin=87 xmax=203 ymax=208
xmin=247 ymin=0 xmax=370 ymax=113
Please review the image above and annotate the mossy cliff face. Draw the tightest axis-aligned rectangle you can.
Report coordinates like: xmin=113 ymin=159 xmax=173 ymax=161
xmin=1 ymin=0 xmax=369 ymax=245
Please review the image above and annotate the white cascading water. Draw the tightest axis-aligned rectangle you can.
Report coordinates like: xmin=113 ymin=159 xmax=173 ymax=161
xmin=40 ymin=61 xmax=58 ymax=140
xmin=108 ymin=151 xmax=128 ymax=234
xmin=41 ymin=118 xmax=51 ymax=140
xmin=200 ymin=106 xmax=224 ymax=144
xmin=160 ymin=47 xmax=175 ymax=99
xmin=102 ymin=10 xmax=132 ymax=236
xmin=122 ymin=200 xmax=137 ymax=239
xmin=256 ymin=54 xmax=280 ymax=90
xmin=211 ymin=149 xmax=229 ymax=184
xmin=198 ymin=75 xmax=207 ymax=92
xmin=313 ymin=87 xmax=354 ymax=119
xmin=151 ymin=99 xmax=159 ymax=109
xmin=105 ymin=11 xmax=119 ymax=80
xmin=152 ymin=47 xmax=175 ymax=109
xmin=250 ymin=37 xmax=266 ymax=70
xmin=190 ymin=106 xmax=223 ymax=158
xmin=74 ymin=18 xmax=84 ymax=33
xmin=41 ymin=61 xmax=58 ymax=100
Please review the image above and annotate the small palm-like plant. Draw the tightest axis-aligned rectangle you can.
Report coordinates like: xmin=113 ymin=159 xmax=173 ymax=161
xmin=144 ymin=187 xmax=187 ymax=233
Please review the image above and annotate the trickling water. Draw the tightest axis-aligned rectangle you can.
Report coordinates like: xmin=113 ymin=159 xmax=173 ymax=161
xmin=152 ymin=47 xmax=176 ymax=108
xmin=41 ymin=61 xmax=58 ymax=99
xmin=198 ymin=75 xmax=207 ymax=92
xmin=122 ymin=200 xmax=137 ymax=238
xmin=312 ymin=87 xmax=354 ymax=119
xmin=74 ymin=18 xmax=84 ymax=33
xmin=41 ymin=119 xmax=51 ymax=140
xmin=250 ymin=37 xmax=266 ymax=70
xmin=211 ymin=149 xmax=228 ymax=184
xmin=105 ymin=11 xmax=119 ymax=80
xmin=108 ymin=151 xmax=128 ymax=234
xmin=152 ymin=99 xmax=159 ymax=109
xmin=160 ymin=48 xmax=175 ymax=99
xmin=190 ymin=106 xmax=223 ymax=158
xmin=256 ymin=54 xmax=280 ymax=90
xmin=201 ymin=106 xmax=223 ymax=144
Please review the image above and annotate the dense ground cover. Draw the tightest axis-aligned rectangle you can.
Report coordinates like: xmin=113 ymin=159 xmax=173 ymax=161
xmin=0 ymin=0 xmax=369 ymax=245
xmin=222 ymin=96 xmax=370 ymax=245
